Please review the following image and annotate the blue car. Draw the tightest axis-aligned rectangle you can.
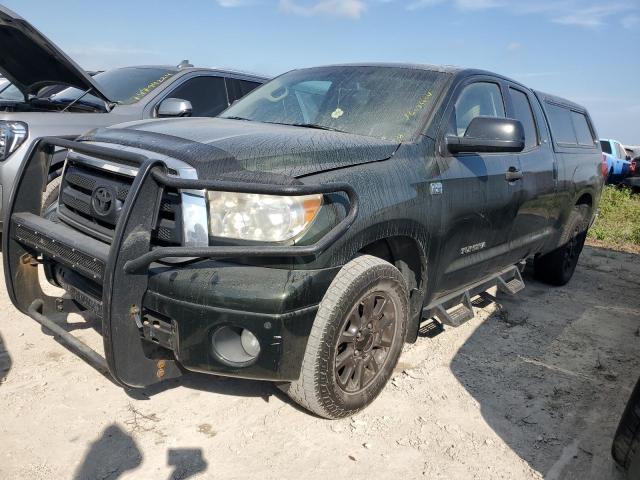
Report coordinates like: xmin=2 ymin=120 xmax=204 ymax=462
xmin=600 ymin=138 xmax=632 ymax=183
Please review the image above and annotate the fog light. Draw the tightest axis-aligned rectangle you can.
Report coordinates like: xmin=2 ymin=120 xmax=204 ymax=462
xmin=241 ymin=329 xmax=260 ymax=357
xmin=211 ymin=326 xmax=261 ymax=366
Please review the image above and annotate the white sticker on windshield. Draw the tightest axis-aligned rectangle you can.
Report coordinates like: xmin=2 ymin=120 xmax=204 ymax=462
xmin=331 ymin=108 xmax=344 ymax=119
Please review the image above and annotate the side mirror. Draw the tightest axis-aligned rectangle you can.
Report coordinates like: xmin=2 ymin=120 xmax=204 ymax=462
xmin=446 ymin=116 xmax=525 ymax=154
xmin=157 ymin=98 xmax=193 ymax=117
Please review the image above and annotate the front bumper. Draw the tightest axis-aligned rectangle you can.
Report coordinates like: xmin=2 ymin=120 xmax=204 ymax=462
xmin=3 ymin=137 xmax=357 ymax=388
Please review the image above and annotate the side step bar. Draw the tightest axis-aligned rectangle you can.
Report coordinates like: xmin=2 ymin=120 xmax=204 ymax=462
xmin=421 ymin=265 xmax=525 ymax=328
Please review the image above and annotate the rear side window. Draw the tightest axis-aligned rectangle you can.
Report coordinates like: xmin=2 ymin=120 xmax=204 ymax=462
xmin=600 ymin=140 xmax=612 ymax=154
xmin=571 ymin=111 xmax=595 ymax=146
xmin=226 ymin=78 xmax=262 ymax=103
xmin=509 ymin=88 xmax=537 ymax=150
xmin=546 ymin=103 xmax=576 ymax=144
xmin=450 ymin=82 xmax=505 ymax=136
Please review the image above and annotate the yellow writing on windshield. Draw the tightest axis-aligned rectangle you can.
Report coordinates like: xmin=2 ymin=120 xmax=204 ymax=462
xmin=403 ymin=91 xmax=433 ymax=121
xmin=131 ymin=73 xmax=174 ymax=102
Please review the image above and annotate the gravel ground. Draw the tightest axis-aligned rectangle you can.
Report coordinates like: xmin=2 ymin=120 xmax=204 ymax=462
xmin=0 ymin=246 xmax=639 ymax=480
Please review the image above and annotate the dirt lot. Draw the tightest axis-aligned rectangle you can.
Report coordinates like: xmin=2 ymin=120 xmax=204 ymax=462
xmin=0 ymin=246 xmax=639 ymax=480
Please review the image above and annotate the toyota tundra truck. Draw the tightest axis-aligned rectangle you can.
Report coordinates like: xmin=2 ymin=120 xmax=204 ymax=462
xmin=3 ymin=63 xmax=605 ymax=418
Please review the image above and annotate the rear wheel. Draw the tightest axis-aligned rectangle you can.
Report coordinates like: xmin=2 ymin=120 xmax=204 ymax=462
xmin=534 ymin=205 xmax=588 ymax=286
xmin=282 ymin=255 xmax=408 ymax=419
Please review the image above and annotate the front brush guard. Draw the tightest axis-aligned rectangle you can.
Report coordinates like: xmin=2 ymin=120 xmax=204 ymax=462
xmin=3 ymin=137 xmax=358 ymax=389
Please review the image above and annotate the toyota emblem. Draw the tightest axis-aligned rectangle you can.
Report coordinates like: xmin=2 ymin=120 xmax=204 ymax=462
xmin=91 ymin=186 xmax=115 ymax=216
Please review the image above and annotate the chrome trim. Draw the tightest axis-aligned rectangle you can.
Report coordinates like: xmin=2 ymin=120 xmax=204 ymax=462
xmin=64 ymin=143 xmax=210 ymax=249
xmin=66 ymin=152 xmax=139 ymax=177
xmin=181 ymin=191 xmax=209 ymax=247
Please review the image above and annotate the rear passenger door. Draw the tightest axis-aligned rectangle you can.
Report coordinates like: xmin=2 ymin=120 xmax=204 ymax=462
xmin=505 ymin=85 xmax=557 ymax=258
xmin=540 ymin=98 xmax=599 ymax=246
xmin=436 ymin=78 xmax=523 ymax=292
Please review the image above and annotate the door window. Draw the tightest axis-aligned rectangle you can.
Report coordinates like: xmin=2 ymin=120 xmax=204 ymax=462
xmin=571 ymin=111 xmax=595 ymax=146
xmin=166 ymin=76 xmax=228 ymax=117
xmin=600 ymin=140 xmax=612 ymax=154
xmin=450 ymin=82 xmax=505 ymax=136
xmin=226 ymin=78 xmax=262 ymax=103
xmin=546 ymin=103 xmax=576 ymax=145
xmin=509 ymin=88 xmax=538 ymax=150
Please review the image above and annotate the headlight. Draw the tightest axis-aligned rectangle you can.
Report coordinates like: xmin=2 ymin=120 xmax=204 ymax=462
xmin=207 ymin=191 xmax=323 ymax=242
xmin=0 ymin=121 xmax=28 ymax=161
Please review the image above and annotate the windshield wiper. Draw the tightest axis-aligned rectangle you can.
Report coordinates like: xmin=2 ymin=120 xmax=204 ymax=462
xmin=291 ymin=123 xmax=348 ymax=133
xmin=224 ymin=116 xmax=253 ymax=121
xmin=264 ymin=121 xmax=348 ymax=134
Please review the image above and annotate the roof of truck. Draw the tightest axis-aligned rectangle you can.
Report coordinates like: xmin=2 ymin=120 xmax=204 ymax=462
xmin=109 ymin=65 xmax=269 ymax=81
xmin=532 ymin=90 xmax=588 ymax=112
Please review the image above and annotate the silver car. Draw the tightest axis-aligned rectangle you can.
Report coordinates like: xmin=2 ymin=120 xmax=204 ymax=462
xmin=0 ymin=6 xmax=267 ymax=230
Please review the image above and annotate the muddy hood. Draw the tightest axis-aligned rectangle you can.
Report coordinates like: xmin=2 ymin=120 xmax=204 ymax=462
xmin=0 ymin=6 xmax=111 ymax=102
xmin=81 ymin=117 xmax=400 ymax=178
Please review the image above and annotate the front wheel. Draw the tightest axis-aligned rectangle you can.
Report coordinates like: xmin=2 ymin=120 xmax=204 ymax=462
xmin=41 ymin=176 xmax=61 ymax=222
xmin=282 ymin=255 xmax=409 ymax=419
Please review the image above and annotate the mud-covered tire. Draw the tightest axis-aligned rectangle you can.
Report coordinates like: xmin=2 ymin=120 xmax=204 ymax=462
xmin=282 ymin=255 xmax=409 ymax=419
xmin=534 ymin=205 xmax=589 ymax=286
xmin=612 ymin=378 xmax=640 ymax=478
xmin=41 ymin=176 xmax=61 ymax=222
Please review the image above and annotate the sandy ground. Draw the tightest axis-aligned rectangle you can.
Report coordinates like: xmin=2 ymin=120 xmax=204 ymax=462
xmin=0 ymin=245 xmax=639 ymax=480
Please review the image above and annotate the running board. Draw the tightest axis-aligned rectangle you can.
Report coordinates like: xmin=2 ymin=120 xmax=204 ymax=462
xmin=421 ymin=265 xmax=525 ymax=328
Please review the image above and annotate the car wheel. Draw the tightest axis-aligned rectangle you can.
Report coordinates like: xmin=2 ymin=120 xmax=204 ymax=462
xmin=612 ymin=377 xmax=640 ymax=479
xmin=282 ymin=255 xmax=408 ymax=419
xmin=534 ymin=205 xmax=588 ymax=286
xmin=41 ymin=176 xmax=61 ymax=222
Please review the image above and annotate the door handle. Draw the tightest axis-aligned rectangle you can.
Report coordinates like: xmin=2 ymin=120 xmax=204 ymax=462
xmin=505 ymin=167 xmax=523 ymax=182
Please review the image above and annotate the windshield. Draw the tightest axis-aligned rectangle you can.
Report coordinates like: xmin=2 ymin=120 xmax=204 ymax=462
xmin=50 ymin=67 xmax=176 ymax=107
xmin=221 ymin=66 xmax=448 ymax=141
xmin=0 ymin=83 xmax=25 ymax=102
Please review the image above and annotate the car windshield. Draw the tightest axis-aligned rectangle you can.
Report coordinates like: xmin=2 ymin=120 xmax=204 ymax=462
xmin=50 ymin=67 xmax=176 ymax=107
xmin=221 ymin=66 xmax=448 ymax=142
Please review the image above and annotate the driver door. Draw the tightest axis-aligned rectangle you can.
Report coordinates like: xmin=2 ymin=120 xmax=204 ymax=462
xmin=435 ymin=78 xmax=523 ymax=293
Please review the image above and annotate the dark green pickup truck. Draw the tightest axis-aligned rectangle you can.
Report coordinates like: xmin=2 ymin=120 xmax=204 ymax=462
xmin=4 ymin=63 xmax=605 ymax=418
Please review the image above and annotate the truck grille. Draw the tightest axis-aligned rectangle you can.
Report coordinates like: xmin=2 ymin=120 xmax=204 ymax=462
xmin=58 ymin=159 xmax=183 ymax=246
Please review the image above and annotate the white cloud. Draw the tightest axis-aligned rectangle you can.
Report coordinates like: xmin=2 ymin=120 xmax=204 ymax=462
xmin=405 ymin=0 xmax=639 ymax=28
xmin=507 ymin=42 xmax=521 ymax=51
xmin=279 ymin=0 xmax=367 ymax=18
xmin=552 ymin=4 xmax=630 ymax=27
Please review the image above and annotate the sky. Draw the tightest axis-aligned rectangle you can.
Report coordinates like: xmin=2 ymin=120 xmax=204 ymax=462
xmin=4 ymin=0 xmax=640 ymax=144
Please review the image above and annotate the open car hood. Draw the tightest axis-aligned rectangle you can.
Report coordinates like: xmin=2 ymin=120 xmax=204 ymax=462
xmin=0 ymin=6 xmax=112 ymax=103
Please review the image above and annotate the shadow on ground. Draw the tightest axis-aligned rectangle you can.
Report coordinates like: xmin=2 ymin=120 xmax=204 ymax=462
xmin=450 ymin=247 xmax=640 ymax=479
xmin=0 ymin=332 xmax=11 ymax=386
xmin=73 ymin=424 xmax=207 ymax=480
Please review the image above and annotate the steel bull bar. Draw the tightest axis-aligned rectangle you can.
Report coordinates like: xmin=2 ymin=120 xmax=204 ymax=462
xmin=3 ymin=137 xmax=359 ymax=388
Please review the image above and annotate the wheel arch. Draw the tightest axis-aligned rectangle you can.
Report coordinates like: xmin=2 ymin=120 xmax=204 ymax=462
xmin=356 ymin=232 xmax=428 ymax=344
